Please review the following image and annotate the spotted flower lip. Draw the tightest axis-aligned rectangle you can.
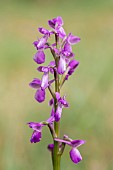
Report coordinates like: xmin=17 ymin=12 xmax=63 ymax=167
xmin=55 ymin=137 xmax=85 ymax=164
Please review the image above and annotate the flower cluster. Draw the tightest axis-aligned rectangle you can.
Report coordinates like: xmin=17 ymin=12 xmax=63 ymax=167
xmin=28 ymin=16 xmax=85 ymax=166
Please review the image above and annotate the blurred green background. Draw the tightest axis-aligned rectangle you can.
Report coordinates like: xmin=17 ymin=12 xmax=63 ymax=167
xmin=0 ymin=0 xmax=113 ymax=169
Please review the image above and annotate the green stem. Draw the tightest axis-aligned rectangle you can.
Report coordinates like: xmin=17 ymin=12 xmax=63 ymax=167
xmin=53 ymin=98 xmax=61 ymax=170
xmin=52 ymin=60 xmax=61 ymax=170
xmin=53 ymin=144 xmax=61 ymax=170
xmin=52 ymin=33 xmax=61 ymax=170
xmin=53 ymin=121 xmax=61 ymax=170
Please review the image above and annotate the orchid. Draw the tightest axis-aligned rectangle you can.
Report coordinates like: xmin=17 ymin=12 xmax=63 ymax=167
xmin=28 ymin=116 xmax=55 ymax=143
xmin=55 ymin=135 xmax=85 ymax=164
xmin=49 ymin=92 xmax=69 ymax=122
xmin=29 ymin=78 xmax=46 ymax=103
xmin=27 ymin=16 xmax=85 ymax=170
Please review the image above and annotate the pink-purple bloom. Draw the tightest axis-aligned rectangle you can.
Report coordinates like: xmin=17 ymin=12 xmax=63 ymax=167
xmin=33 ymin=34 xmax=49 ymax=50
xmin=58 ymin=55 xmax=66 ymax=74
xmin=47 ymin=143 xmax=54 ymax=152
xmin=28 ymin=116 xmax=55 ymax=143
xmin=48 ymin=16 xmax=66 ymax=38
xmin=33 ymin=50 xmax=45 ymax=64
xmin=55 ymin=136 xmax=85 ymax=164
xmin=29 ymin=78 xmax=45 ymax=103
xmin=66 ymin=59 xmax=79 ymax=79
xmin=48 ymin=16 xmax=63 ymax=29
xmin=62 ymin=42 xmax=74 ymax=57
xmin=49 ymin=92 xmax=69 ymax=122
xmin=38 ymin=27 xmax=51 ymax=35
xmin=67 ymin=33 xmax=81 ymax=45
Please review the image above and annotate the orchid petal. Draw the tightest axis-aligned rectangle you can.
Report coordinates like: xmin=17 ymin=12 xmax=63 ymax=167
xmin=35 ymin=89 xmax=45 ymax=103
xmin=54 ymin=138 xmax=71 ymax=146
xmin=68 ymin=33 xmax=81 ymax=45
xmin=48 ymin=144 xmax=54 ymax=151
xmin=51 ymin=107 xmax=55 ymax=116
xmin=71 ymin=140 xmax=86 ymax=148
xmin=48 ymin=16 xmax=63 ymax=29
xmin=70 ymin=148 xmax=82 ymax=164
xmin=49 ymin=98 xmax=54 ymax=106
xmin=37 ymin=66 xmax=49 ymax=73
xmin=29 ymin=78 xmax=41 ymax=89
xmin=57 ymin=27 xmax=66 ymax=38
xmin=37 ymin=34 xmax=48 ymax=49
xmin=27 ymin=122 xmax=42 ymax=131
xmin=38 ymin=27 xmax=50 ymax=35
xmin=67 ymin=59 xmax=79 ymax=76
xmin=55 ymin=105 xmax=62 ymax=122
xmin=46 ymin=116 xmax=55 ymax=124
xmin=30 ymin=131 xmax=42 ymax=143
xmin=58 ymin=56 xmax=66 ymax=74
xmin=33 ymin=51 xmax=45 ymax=64
xmin=41 ymin=72 xmax=49 ymax=90
xmin=55 ymin=92 xmax=60 ymax=101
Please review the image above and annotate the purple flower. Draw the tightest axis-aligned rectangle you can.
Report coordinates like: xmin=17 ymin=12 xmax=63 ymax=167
xmin=48 ymin=16 xmax=66 ymax=38
xmin=58 ymin=55 xmax=66 ymax=74
xmin=56 ymin=26 xmax=66 ymax=39
xmin=33 ymin=50 xmax=45 ymax=64
xmin=38 ymin=27 xmax=50 ymax=35
xmin=37 ymin=66 xmax=49 ymax=90
xmin=66 ymin=59 xmax=79 ymax=79
xmin=28 ymin=116 xmax=55 ymax=143
xmin=47 ymin=143 xmax=54 ymax=152
xmin=48 ymin=16 xmax=63 ymax=29
xmin=33 ymin=33 xmax=50 ymax=65
xmin=37 ymin=63 xmax=54 ymax=90
xmin=33 ymin=34 xmax=49 ymax=50
xmin=29 ymin=78 xmax=41 ymax=89
xmin=67 ymin=33 xmax=81 ymax=45
xmin=35 ymin=88 xmax=45 ymax=103
xmin=49 ymin=92 xmax=69 ymax=122
xmin=55 ymin=136 xmax=85 ymax=164
xmin=62 ymin=42 xmax=75 ymax=58
xmin=29 ymin=78 xmax=45 ymax=103
xmin=60 ymin=33 xmax=80 ymax=59
xmin=29 ymin=64 xmax=54 ymax=103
